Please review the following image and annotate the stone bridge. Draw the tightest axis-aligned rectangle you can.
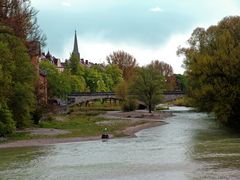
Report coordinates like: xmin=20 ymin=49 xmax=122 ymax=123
xmin=68 ymin=91 xmax=185 ymax=105
xmin=68 ymin=92 xmax=117 ymax=105
xmin=161 ymin=91 xmax=185 ymax=102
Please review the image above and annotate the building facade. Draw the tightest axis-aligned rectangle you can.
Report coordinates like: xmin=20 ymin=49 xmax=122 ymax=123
xmin=27 ymin=41 xmax=48 ymax=105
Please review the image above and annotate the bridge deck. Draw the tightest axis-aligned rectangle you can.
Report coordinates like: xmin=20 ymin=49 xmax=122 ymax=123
xmin=68 ymin=91 xmax=185 ymax=105
xmin=69 ymin=91 xmax=185 ymax=97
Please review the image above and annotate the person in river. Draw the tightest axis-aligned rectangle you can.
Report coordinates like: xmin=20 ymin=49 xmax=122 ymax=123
xmin=102 ymin=128 xmax=109 ymax=139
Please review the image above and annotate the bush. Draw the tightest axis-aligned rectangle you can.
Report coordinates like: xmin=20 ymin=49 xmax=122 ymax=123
xmin=169 ymin=97 xmax=192 ymax=107
xmin=121 ymin=99 xmax=137 ymax=112
xmin=0 ymin=104 xmax=15 ymax=137
xmin=32 ymin=107 xmax=45 ymax=125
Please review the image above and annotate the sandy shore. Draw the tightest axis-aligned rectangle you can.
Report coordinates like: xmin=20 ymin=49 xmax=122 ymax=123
xmin=0 ymin=111 xmax=171 ymax=149
xmin=0 ymin=136 xmax=101 ymax=149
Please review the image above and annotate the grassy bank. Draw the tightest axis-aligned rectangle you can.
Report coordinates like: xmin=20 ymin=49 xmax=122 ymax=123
xmin=4 ymin=104 xmax=147 ymax=142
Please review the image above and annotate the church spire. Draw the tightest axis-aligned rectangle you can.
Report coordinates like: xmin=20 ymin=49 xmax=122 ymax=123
xmin=73 ymin=30 xmax=80 ymax=59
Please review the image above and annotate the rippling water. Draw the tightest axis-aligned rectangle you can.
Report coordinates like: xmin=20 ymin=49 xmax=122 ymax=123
xmin=0 ymin=107 xmax=240 ymax=180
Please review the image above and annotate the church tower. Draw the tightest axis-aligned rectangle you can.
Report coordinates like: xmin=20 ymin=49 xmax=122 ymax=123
xmin=72 ymin=30 xmax=80 ymax=60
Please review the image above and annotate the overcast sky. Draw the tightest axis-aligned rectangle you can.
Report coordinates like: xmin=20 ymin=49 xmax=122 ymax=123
xmin=32 ymin=0 xmax=240 ymax=74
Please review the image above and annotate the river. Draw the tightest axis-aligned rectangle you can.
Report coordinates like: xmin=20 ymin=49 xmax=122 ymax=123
xmin=0 ymin=106 xmax=240 ymax=180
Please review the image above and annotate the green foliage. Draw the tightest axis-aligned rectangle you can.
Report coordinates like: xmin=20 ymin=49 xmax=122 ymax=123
xmin=69 ymin=53 xmax=81 ymax=75
xmin=40 ymin=61 xmax=71 ymax=99
xmin=42 ymin=56 xmax=123 ymax=97
xmin=121 ymin=99 xmax=137 ymax=112
xmin=85 ymin=64 xmax=123 ymax=92
xmin=105 ymin=64 xmax=123 ymax=90
xmin=69 ymin=74 xmax=86 ymax=93
xmin=0 ymin=103 xmax=15 ymax=136
xmin=38 ymin=106 xmax=146 ymax=139
xmin=11 ymin=83 xmax=35 ymax=127
xmin=84 ymin=66 xmax=108 ymax=92
xmin=0 ymin=42 xmax=13 ymax=103
xmin=174 ymin=74 xmax=188 ymax=91
xmin=130 ymin=65 xmax=164 ymax=113
xmin=115 ymin=81 xmax=129 ymax=101
xmin=168 ymin=97 xmax=192 ymax=107
xmin=60 ymin=54 xmax=124 ymax=94
xmin=0 ymin=0 xmax=46 ymax=45
xmin=178 ymin=16 xmax=240 ymax=127
xmin=0 ymin=33 xmax=36 ymax=129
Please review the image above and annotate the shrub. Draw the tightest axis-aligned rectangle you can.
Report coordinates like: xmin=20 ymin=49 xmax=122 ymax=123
xmin=121 ymin=99 xmax=137 ymax=112
xmin=0 ymin=103 xmax=15 ymax=137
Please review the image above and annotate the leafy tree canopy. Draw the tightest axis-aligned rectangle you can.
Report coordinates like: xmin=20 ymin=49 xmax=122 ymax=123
xmin=130 ymin=65 xmax=164 ymax=113
xmin=40 ymin=61 xmax=71 ymax=99
xmin=0 ymin=32 xmax=36 ymax=129
xmin=149 ymin=60 xmax=176 ymax=91
xmin=106 ymin=50 xmax=137 ymax=81
xmin=0 ymin=0 xmax=46 ymax=45
xmin=178 ymin=16 xmax=240 ymax=127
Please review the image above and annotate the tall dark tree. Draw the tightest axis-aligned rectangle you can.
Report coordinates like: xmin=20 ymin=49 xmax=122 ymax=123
xmin=0 ymin=32 xmax=36 ymax=128
xmin=0 ymin=0 xmax=46 ymax=45
xmin=69 ymin=53 xmax=80 ymax=75
xmin=178 ymin=16 xmax=240 ymax=127
xmin=0 ymin=42 xmax=15 ymax=136
xmin=106 ymin=50 xmax=137 ymax=81
xmin=0 ymin=103 xmax=15 ymax=136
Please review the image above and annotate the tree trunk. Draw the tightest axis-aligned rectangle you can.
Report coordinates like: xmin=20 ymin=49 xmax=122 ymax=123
xmin=148 ymin=104 xmax=152 ymax=113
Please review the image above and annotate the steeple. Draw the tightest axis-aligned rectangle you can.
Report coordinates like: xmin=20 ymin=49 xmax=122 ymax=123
xmin=72 ymin=30 xmax=80 ymax=59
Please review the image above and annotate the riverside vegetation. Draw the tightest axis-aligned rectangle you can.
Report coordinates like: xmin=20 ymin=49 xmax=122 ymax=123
xmin=3 ymin=101 xmax=167 ymax=144
xmin=178 ymin=16 xmax=240 ymax=128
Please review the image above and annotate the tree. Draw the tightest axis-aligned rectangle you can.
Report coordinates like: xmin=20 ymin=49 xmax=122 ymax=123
xmin=69 ymin=74 xmax=86 ymax=93
xmin=0 ymin=32 xmax=36 ymax=128
xmin=130 ymin=65 xmax=164 ymax=113
xmin=115 ymin=81 xmax=129 ymax=101
xmin=0 ymin=103 xmax=15 ymax=137
xmin=69 ymin=53 xmax=81 ymax=75
xmin=0 ymin=53 xmax=15 ymax=135
xmin=0 ymin=1 xmax=44 ymax=132
xmin=175 ymin=74 xmax=187 ymax=91
xmin=106 ymin=50 xmax=137 ymax=81
xmin=84 ymin=67 xmax=108 ymax=92
xmin=40 ymin=61 xmax=71 ymax=99
xmin=0 ymin=42 xmax=13 ymax=104
xmin=64 ymin=55 xmax=86 ymax=93
xmin=0 ymin=0 xmax=46 ymax=45
xmin=150 ymin=60 xmax=174 ymax=77
xmin=149 ymin=60 xmax=176 ymax=91
xmin=178 ymin=16 xmax=240 ymax=127
xmin=105 ymin=64 xmax=123 ymax=90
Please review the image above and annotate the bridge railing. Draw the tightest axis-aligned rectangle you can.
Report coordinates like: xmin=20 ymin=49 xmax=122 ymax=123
xmin=69 ymin=92 xmax=116 ymax=96
xmin=69 ymin=91 xmax=185 ymax=97
xmin=162 ymin=91 xmax=185 ymax=95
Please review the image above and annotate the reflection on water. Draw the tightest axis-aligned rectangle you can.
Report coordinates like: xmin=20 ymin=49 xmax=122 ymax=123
xmin=0 ymin=107 xmax=239 ymax=180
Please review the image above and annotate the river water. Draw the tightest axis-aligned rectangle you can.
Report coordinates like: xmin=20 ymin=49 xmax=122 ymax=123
xmin=0 ymin=107 xmax=240 ymax=180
